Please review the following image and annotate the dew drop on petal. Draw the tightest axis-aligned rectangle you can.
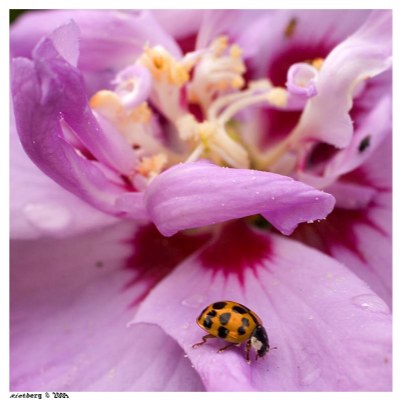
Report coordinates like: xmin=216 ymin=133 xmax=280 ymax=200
xmin=351 ymin=294 xmax=390 ymax=314
xmin=181 ymin=294 xmax=206 ymax=308
xmin=23 ymin=203 xmax=72 ymax=232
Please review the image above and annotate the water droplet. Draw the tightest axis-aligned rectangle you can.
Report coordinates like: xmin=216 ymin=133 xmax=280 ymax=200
xmin=221 ymin=203 xmax=225 ymax=207
xmin=183 ymin=354 xmax=189 ymax=358
xmin=251 ymin=177 xmax=256 ymax=181
xmin=255 ymin=191 xmax=260 ymax=195
xmin=315 ymin=197 xmax=319 ymax=201
xmin=271 ymin=196 xmax=275 ymax=200
xmin=181 ymin=294 xmax=206 ymax=308
xmin=23 ymin=203 xmax=72 ymax=232
xmin=351 ymin=294 xmax=390 ymax=314
xmin=307 ymin=220 xmax=314 ymax=224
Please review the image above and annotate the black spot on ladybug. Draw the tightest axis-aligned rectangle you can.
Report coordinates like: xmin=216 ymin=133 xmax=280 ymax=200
xmin=358 ymin=135 xmax=371 ymax=153
xmin=213 ymin=301 xmax=227 ymax=310
xmin=218 ymin=326 xmax=229 ymax=338
xmin=203 ymin=317 xmax=213 ymax=329
xmin=241 ymin=317 xmax=250 ymax=326
xmin=219 ymin=313 xmax=231 ymax=325
xmin=207 ymin=310 xmax=217 ymax=317
xmin=232 ymin=305 xmax=247 ymax=314
xmin=238 ymin=326 xmax=246 ymax=335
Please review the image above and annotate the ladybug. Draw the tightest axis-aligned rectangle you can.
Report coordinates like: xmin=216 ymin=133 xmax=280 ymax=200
xmin=192 ymin=301 xmax=270 ymax=363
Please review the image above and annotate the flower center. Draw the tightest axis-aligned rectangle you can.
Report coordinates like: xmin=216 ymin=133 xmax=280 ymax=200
xmin=90 ymin=36 xmax=292 ymax=187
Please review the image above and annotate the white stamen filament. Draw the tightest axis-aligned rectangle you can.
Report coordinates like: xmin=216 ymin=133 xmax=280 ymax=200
xmin=88 ymin=36 xmax=308 ymax=186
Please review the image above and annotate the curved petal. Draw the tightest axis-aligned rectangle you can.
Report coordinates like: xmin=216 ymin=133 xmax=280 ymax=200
xmin=298 ymin=93 xmax=392 ymax=189
xmin=11 ymin=57 xmax=129 ymax=215
xmin=132 ymin=222 xmax=391 ymax=391
xmin=145 ymin=160 xmax=335 ymax=236
xmin=10 ymin=222 xmax=204 ymax=391
xmin=324 ymin=94 xmax=392 ymax=179
xmin=30 ymin=21 xmax=138 ymax=175
xmin=290 ymin=10 xmax=392 ymax=148
xmin=10 ymin=110 xmax=119 ymax=239
xmin=293 ymin=135 xmax=392 ymax=306
xmin=11 ymin=10 xmax=182 ymax=69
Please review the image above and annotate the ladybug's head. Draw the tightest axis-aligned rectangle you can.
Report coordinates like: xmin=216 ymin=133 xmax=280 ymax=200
xmin=250 ymin=325 xmax=270 ymax=358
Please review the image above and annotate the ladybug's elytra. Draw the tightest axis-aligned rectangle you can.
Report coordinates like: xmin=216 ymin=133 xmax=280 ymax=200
xmin=192 ymin=300 xmax=270 ymax=363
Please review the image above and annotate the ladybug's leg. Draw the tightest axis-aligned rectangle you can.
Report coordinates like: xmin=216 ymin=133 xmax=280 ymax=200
xmin=245 ymin=340 xmax=252 ymax=364
xmin=192 ymin=334 xmax=215 ymax=349
xmin=217 ymin=342 xmax=239 ymax=353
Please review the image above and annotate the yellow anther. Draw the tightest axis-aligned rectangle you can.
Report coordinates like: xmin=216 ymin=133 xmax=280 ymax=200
xmin=311 ymin=58 xmax=324 ymax=70
xmin=136 ymin=153 xmax=167 ymax=178
xmin=231 ymin=76 xmax=245 ymax=89
xmin=129 ymin=102 xmax=152 ymax=124
xmin=230 ymin=44 xmax=242 ymax=59
xmin=265 ymin=87 xmax=288 ymax=108
xmin=141 ymin=46 xmax=189 ymax=86
xmin=211 ymin=36 xmax=229 ymax=56
xmin=90 ymin=90 xmax=124 ymax=118
xmin=169 ymin=63 xmax=190 ymax=86
xmin=153 ymin=54 xmax=165 ymax=70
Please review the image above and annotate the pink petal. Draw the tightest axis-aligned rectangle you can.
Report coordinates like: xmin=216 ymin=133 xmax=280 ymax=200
xmin=325 ymin=181 xmax=376 ymax=210
xmin=298 ymin=93 xmax=392 ymax=189
xmin=11 ymin=10 xmax=182 ymax=69
xmin=31 ymin=22 xmax=138 ymax=175
xmin=324 ymin=95 xmax=392 ymax=179
xmin=294 ymin=133 xmax=392 ymax=306
xmin=10 ymin=109 xmax=119 ymax=239
xmin=152 ymin=10 xmax=206 ymax=40
xmin=195 ymin=10 xmax=264 ymax=51
xmin=145 ymin=160 xmax=335 ymax=236
xmin=10 ymin=222 xmax=204 ymax=391
xmin=294 ymin=130 xmax=393 ymax=305
xmin=246 ymin=10 xmax=370 ymax=82
xmin=132 ymin=222 xmax=392 ymax=391
xmin=291 ymin=10 xmax=392 ymax=149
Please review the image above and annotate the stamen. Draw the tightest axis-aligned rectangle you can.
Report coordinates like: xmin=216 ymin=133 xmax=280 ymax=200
xmin=188 ymin=36 xmax=246 ymax=110
xmin=311 ymin=58 xmax=324 ymax=70
xmin=140 ymin=45 xmax=190 ymax=86
xmin=217 ymin=87 xmax=288 ymax=125
xmin=128 ymin=103 xmax=152 ymax=124
xmin=211 ymin=36 xmax=229 ymax=56
xmin=136 ymin=153 xmax=168 ymax=180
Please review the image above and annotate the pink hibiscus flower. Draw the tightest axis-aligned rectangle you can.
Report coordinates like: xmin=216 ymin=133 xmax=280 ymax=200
xmin=10 ymin=10 xmax=392 ymax=391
